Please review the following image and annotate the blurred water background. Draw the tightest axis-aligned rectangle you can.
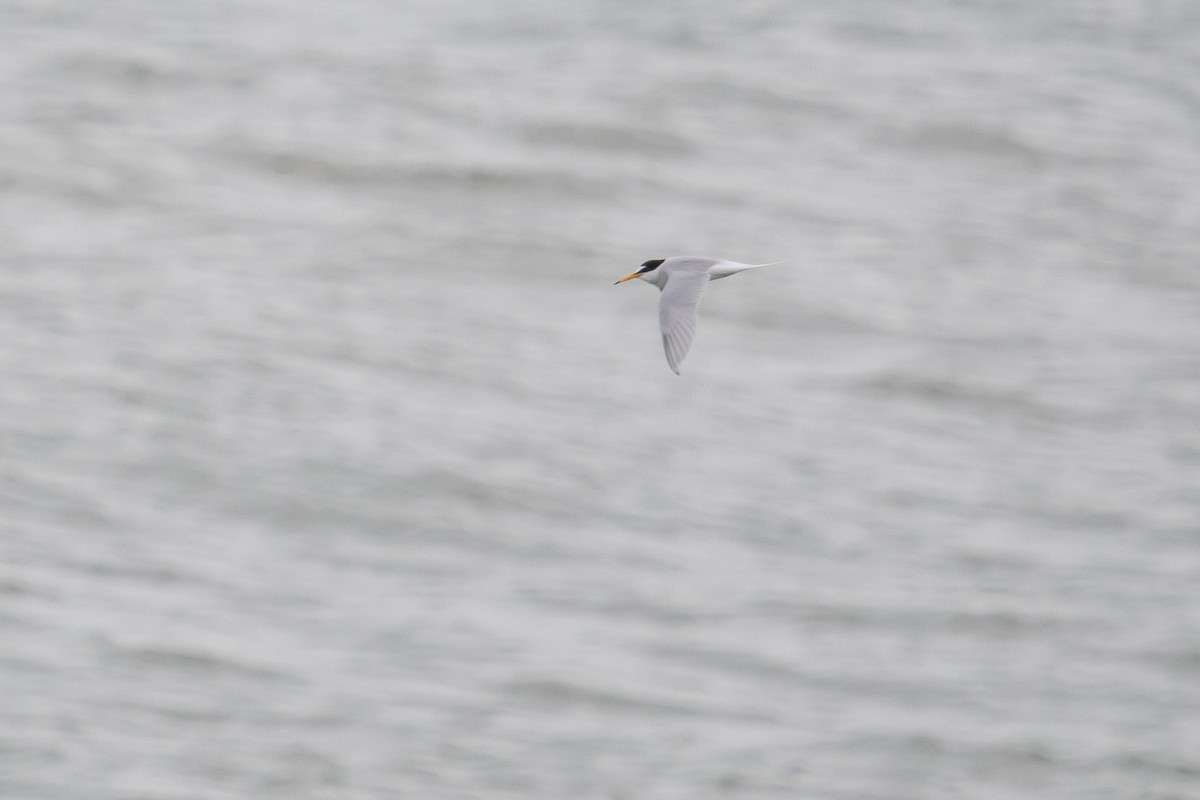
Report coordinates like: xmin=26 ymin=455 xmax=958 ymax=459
xmin=2 ymin=1 xmax=1199 ymax=798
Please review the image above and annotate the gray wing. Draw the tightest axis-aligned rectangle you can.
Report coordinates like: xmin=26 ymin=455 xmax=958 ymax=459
xmin=657 ymin=269 xmax=710 ymax=374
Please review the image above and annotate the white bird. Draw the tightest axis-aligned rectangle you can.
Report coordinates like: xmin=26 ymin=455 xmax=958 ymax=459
xmin=614 ymin=256 xmax=777 ymax=374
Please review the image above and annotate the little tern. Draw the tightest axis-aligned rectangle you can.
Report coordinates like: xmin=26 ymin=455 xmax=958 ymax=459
xmin=614 ymin=256 xmax=777 ymax=374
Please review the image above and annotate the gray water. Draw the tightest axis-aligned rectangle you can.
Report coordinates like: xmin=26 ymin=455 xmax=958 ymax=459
xmin=2 ymin=1 xmax=1199 ymax=798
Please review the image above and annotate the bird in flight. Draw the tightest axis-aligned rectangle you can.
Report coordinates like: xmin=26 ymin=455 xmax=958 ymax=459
xmin=614 ymin=256 xmax=777 ymax=374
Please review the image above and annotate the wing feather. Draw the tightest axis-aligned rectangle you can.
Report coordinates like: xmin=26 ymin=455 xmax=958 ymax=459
xmin=657 ymin=269 xmax=709 ymax=374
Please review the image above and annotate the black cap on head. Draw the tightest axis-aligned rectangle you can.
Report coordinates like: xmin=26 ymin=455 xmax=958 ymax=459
xmin=638 ymin=259 xmax=665 ymax=273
